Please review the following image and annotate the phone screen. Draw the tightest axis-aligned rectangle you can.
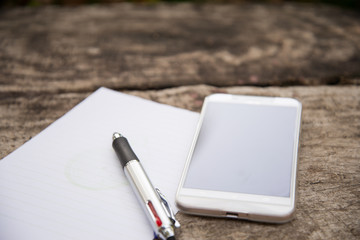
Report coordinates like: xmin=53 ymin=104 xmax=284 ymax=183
xmin=183 ymin=101 xmax=298 ymax=197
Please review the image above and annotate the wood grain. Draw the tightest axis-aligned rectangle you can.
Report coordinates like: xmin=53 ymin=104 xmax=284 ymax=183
xmin=0 ymin=3 xmax=359 ymax=95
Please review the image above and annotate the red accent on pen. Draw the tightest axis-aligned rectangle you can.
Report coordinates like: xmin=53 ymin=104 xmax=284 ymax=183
xmin=147 ymin=201 xmax=162 ymax=227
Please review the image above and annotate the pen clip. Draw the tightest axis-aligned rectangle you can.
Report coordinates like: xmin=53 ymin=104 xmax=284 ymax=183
xmin=155 ymin=188 xmax=180 ymax=228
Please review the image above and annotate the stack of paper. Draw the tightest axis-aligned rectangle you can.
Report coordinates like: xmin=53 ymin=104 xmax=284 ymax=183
xmin=0 ymin=87 xmax=199 ymax=240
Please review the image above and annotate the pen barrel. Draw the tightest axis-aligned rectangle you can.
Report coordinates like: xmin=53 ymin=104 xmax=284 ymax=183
xmin=124 ymin=160 xmax=175 ymax=239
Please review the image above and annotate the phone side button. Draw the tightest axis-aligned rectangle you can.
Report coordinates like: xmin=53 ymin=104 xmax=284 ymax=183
xmin=226 ymin=212 xmax=250 ymax=219
xmin=226 ymin=212 xmax=239 ymax=218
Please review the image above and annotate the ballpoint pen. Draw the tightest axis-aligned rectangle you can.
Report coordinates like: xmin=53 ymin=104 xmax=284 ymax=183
xmin=112 ymin=132 xmax=180 ymax=240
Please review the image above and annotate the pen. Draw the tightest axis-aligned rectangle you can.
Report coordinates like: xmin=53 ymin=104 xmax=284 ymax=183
xmin=112 ymin=132 xmax=180 ymax=240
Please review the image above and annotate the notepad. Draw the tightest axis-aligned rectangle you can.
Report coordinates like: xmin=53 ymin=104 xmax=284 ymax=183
xmin=0 ymin=87 xmax=199 ymax=240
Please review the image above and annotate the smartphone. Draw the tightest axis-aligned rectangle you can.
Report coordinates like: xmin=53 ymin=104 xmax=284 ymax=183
xmin=176 ymin=94 xmax=302 ymax=223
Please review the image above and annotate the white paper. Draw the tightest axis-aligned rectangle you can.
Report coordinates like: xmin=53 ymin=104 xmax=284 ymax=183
xmin=0 ymin=87 xmax=199 ymax=240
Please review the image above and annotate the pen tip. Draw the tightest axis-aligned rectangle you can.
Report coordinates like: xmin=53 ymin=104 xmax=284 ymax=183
xmin=112 ymin=132 xmax=123 ymax=140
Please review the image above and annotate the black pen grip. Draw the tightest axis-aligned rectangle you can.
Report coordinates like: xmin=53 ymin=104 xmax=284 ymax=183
xmin=112 ymin=137 xmax=139 ymax=168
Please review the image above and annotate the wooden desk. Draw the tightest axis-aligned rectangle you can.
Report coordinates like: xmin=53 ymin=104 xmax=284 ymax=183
xmin=0 ymin=3 xmax=359 ymax=239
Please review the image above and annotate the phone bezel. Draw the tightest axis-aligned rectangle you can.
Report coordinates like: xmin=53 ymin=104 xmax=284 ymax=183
xmin=176 ymin=94 xmax=302 ymax=223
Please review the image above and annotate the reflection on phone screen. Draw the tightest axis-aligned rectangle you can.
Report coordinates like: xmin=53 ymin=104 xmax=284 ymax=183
xmin=183 ymin=102 xmax=298 ymax=197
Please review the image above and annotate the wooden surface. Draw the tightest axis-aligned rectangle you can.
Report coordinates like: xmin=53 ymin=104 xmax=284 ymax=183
xmin=1 ymin=3 xmax=360 ymax=93
xmin=0 ymin=2 xmax=359 ymax=239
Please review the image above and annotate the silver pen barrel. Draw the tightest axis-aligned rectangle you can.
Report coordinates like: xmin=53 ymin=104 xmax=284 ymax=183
xmin=112 ymin=133 xmax=178 ymax=240
xmin=124 ymin=160 xmax=175 ymax=239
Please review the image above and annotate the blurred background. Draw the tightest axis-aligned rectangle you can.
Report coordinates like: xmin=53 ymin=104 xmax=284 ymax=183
xmin=1 ymin=0 xmax=360 ymax=9
xmin=1 ymin=0 xmax=359 ymax=92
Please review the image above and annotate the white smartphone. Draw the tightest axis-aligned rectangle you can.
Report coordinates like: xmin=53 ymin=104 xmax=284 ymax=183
xmin=176 ymin=94 xmax=302 ymax=223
